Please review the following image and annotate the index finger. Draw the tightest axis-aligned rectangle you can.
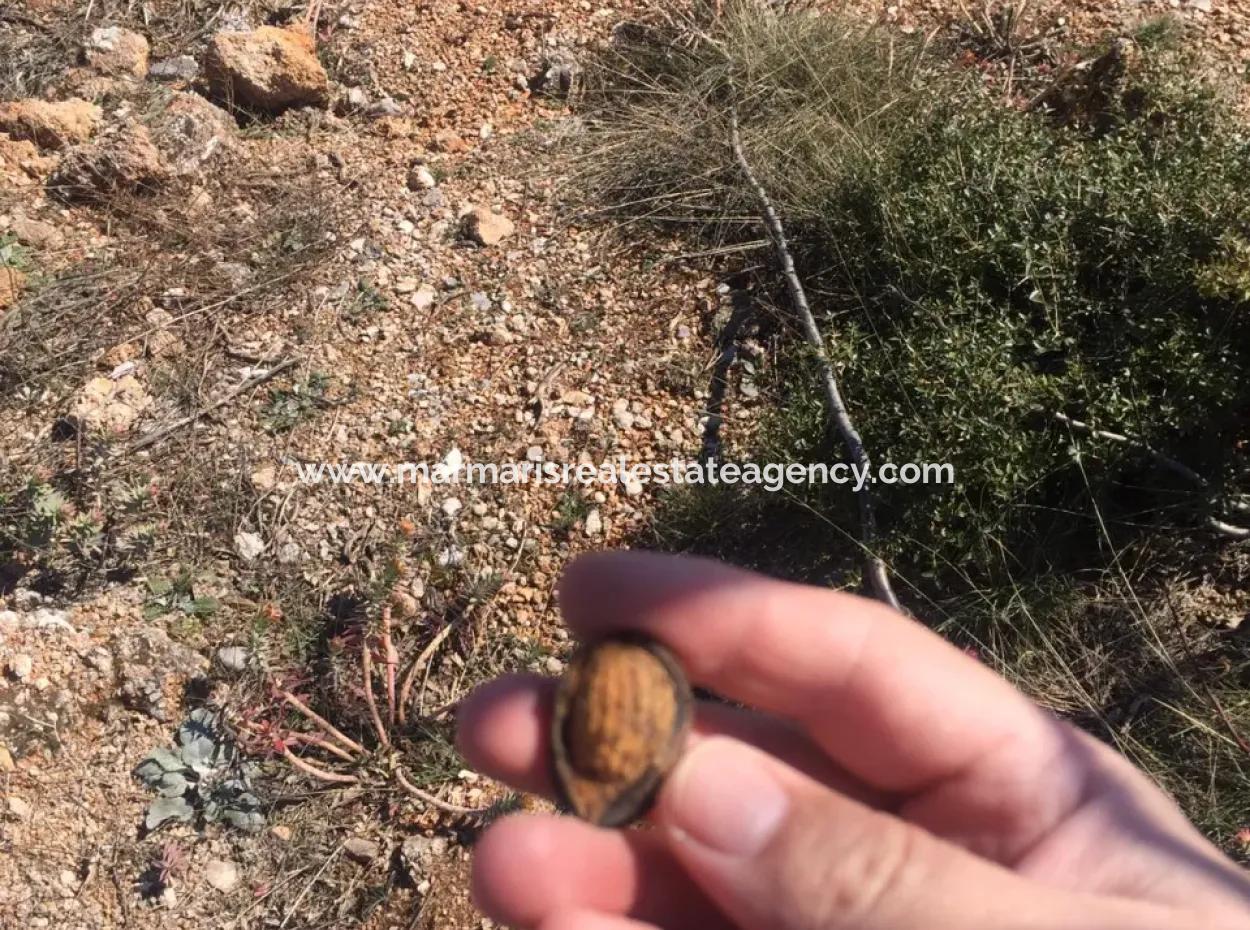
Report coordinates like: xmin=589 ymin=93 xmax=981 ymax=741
xmin=558 ymin=551 xmax=1074 ymax=799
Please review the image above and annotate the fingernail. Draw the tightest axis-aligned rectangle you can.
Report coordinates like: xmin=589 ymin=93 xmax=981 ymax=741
xmin=663 ymin=738 xmax=789 ymax=857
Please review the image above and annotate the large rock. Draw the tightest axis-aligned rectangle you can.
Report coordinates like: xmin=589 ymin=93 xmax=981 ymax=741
xmin=460 ymin=206 xmax=515 ymax=246
xmin=0 ymin=98 xmax=101 ymax=151
xmin=0 ymin=134 xmax=58 ymax=184
xmin=9 ymin=215 xmax=64 ymax=250
xmin=50 ymin=123 xmax=169 ymax=199
xmin=150 ymin=92 xmax=235 ymax=175
xmin=205 ymin=26 xmax=329 ymax=113
xmin=108 ymin=625 xmax=207 ymax=721
xmin=82 ymin=26 xmax=150 ymax=78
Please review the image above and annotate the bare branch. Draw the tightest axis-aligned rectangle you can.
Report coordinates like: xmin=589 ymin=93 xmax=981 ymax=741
xmin=282 ymin=747 xmax=358 ymax=784
xmin=728 ymin=104 xmax=901 ymax=611
xmin=381 ymin=606 xmax=399 ymax=725
xmin=1054 ymin=412 xmax=1250 ymax=539
xmin=361 ymin=640 xmax=391 ymax=748
xmin=398 ymin=619 xmax=459 ymax=723
xmin=120 ymin=358 xmax=298 ymax=457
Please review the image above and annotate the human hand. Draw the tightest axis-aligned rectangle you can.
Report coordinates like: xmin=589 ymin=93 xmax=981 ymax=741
xmin=457 ymin=551 xmax=1250 ymax=930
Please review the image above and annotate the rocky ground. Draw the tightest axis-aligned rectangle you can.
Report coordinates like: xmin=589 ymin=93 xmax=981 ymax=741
xmin=0 ymin=0 xmax=1242 ymax=928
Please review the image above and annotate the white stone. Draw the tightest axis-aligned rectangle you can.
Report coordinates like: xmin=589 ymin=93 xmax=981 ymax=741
xmin=411 ymin=284 xmax=437 ymax=311
xmin=412 ymin=166 xmax=436 ymax=189
xmin=204 ymin=858 xmax=239 ymax=893
xmin=234 ymin=531 xmax=265 ymax=562
xmin=584 ymin=509 xmax=603 ymax=536
xmin=9 ymin=654 xmax=32 ymax=681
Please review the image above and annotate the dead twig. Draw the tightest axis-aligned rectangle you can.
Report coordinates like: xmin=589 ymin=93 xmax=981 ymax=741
xmin=381 ymin=606 xmax=398 ymax=725
xmin=728 ymin=104 xmax=902 ymax=611
xmin=281 ymin=746 xmax=359 ymax=784
xmin=394 ymin=766 xmax=490 ymax=817
xmin=278 ymin=689 xmax=365 ymax=755
xmin=397 ymin=617 xmax=460 ymax=724
xmin=1054 ymin=412 xmax=1250 ymax=539
xmin=120 ymin=358 xmax=298 ymax=457
xmin=361 ymin=640 xmax=391 ymax=748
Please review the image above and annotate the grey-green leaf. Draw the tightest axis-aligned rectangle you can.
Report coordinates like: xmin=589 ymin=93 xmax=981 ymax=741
xmin=134 ymin=747 xmax=186 ymax=787
xmin=145 ymin=795 xmax=194 ymax=830
xmin=156 ymin=771 xmax=190 ymax=799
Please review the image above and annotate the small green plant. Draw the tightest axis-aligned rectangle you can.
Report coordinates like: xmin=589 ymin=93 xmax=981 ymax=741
xmin=552 ymin=489 xmax=590 ymax=536
xmin=144 ymin=572 xmax=219 ymax=620
xmin=346 ymin=280 xmax=390 ymax=317
xmin=133 ymin=706 xmax=264 ymax=832
xmin=0 ymin=233 xmax=30 ymax=270
xmin=263 ymin=372 xmax=331 ymax=432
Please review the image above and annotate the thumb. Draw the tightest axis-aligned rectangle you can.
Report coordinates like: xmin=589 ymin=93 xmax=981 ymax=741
xmin=655 ymin=737 xmax=1173 ymax=930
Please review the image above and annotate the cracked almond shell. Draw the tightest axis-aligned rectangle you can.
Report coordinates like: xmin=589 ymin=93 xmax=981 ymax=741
xmin=551 ymin=633 xmax=693 ymax=827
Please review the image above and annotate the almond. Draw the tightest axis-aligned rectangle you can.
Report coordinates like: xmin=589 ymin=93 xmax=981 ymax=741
xmin=551 ymin=634 xmax=692 ymax=826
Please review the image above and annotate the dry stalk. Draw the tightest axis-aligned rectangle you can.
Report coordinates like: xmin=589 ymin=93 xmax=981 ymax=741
xmin=397 ymin=616 xmax=460 ymax=724
xmin=120 ymin=358 xmax=298 ymax=457
xmin=361 ymin=641 xmax=391 ymax=748
xmin=395 ymin=767 xmax=489 ymax=817
xmin=278 ymin=689 xmax=365 ymax=755
xmin=728 ymin=104 xmax=902 ymax=611
xmin=381 ymin=606 xmax=399 ymax=725
xmin=1055 ymin=412 xmax=1250 ymax=539
xmin=281 ymin=746 xmax=358 ymax=784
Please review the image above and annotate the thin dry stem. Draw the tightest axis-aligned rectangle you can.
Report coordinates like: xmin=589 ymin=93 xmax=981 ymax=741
xmin=381 ymin=606 xmax=399 ymax=725
xmin=398 ymin=619 xmax=459 ymax=723
xmin=284 ymin=731 xmax=357 ymax=763
xmin=282 ymin=746 xmax=359 ymax=784
xmin=728 ymin=103 xmax=901 ymax=611
xmin=395 ymin=766 xmax=489 ymax=817
xmin=279 ymin=689 xmax=365 ymax=755
xmin=361 ymin=641 xmax=391 ymax=748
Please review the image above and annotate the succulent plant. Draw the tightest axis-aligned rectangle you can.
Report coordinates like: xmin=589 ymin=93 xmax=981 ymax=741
xmin=133 ymin=706 xmax=265 ymax=833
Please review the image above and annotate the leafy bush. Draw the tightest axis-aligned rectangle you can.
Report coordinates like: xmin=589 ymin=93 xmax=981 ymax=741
xmin=583 ymin=0 xmax=1250 ymax=855
xmin=778 ymin=65 xmax=1250 ymax=586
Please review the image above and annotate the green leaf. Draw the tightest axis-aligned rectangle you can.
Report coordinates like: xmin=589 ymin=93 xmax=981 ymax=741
xmin=156 ymin=770 xmax=190 ymax=798
xmin=222 ymin=804 xmax=265 ymax=833
xmin=183 ymin=596 xmax=219 ymax=617
xmin=145 ymin=795 xmax=194 ymax=830
xmin=32 ymin=486 xmax=66 ymax=520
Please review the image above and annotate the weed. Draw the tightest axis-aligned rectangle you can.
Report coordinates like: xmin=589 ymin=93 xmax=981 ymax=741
xmin=144 ymin=571 xmax=220 ymax=621
xmin=263 ymin=372 xmax=331 ymax=432
xmin=134 ymin=706 xmax=264 ymax=833
xmin=552 ymin=489 xmax=590 ymax=537
xmin=0 ymin=234 xmax=30 ymax=271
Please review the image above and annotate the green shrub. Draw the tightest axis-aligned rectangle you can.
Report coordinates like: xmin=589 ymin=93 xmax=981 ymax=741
xmin=774 ymin=56 xmax=1250 ymax=587
xmin=583 ymin=1 xmax=1250 ymax=852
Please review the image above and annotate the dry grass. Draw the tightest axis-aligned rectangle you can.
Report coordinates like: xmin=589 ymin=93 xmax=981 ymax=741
xmin=571 ymin=1 xmax=949 ymax=239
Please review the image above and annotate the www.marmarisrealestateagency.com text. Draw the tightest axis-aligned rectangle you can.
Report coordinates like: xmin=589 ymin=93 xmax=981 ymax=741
xmin=291 ymin=453 xmax=955 ymax=494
